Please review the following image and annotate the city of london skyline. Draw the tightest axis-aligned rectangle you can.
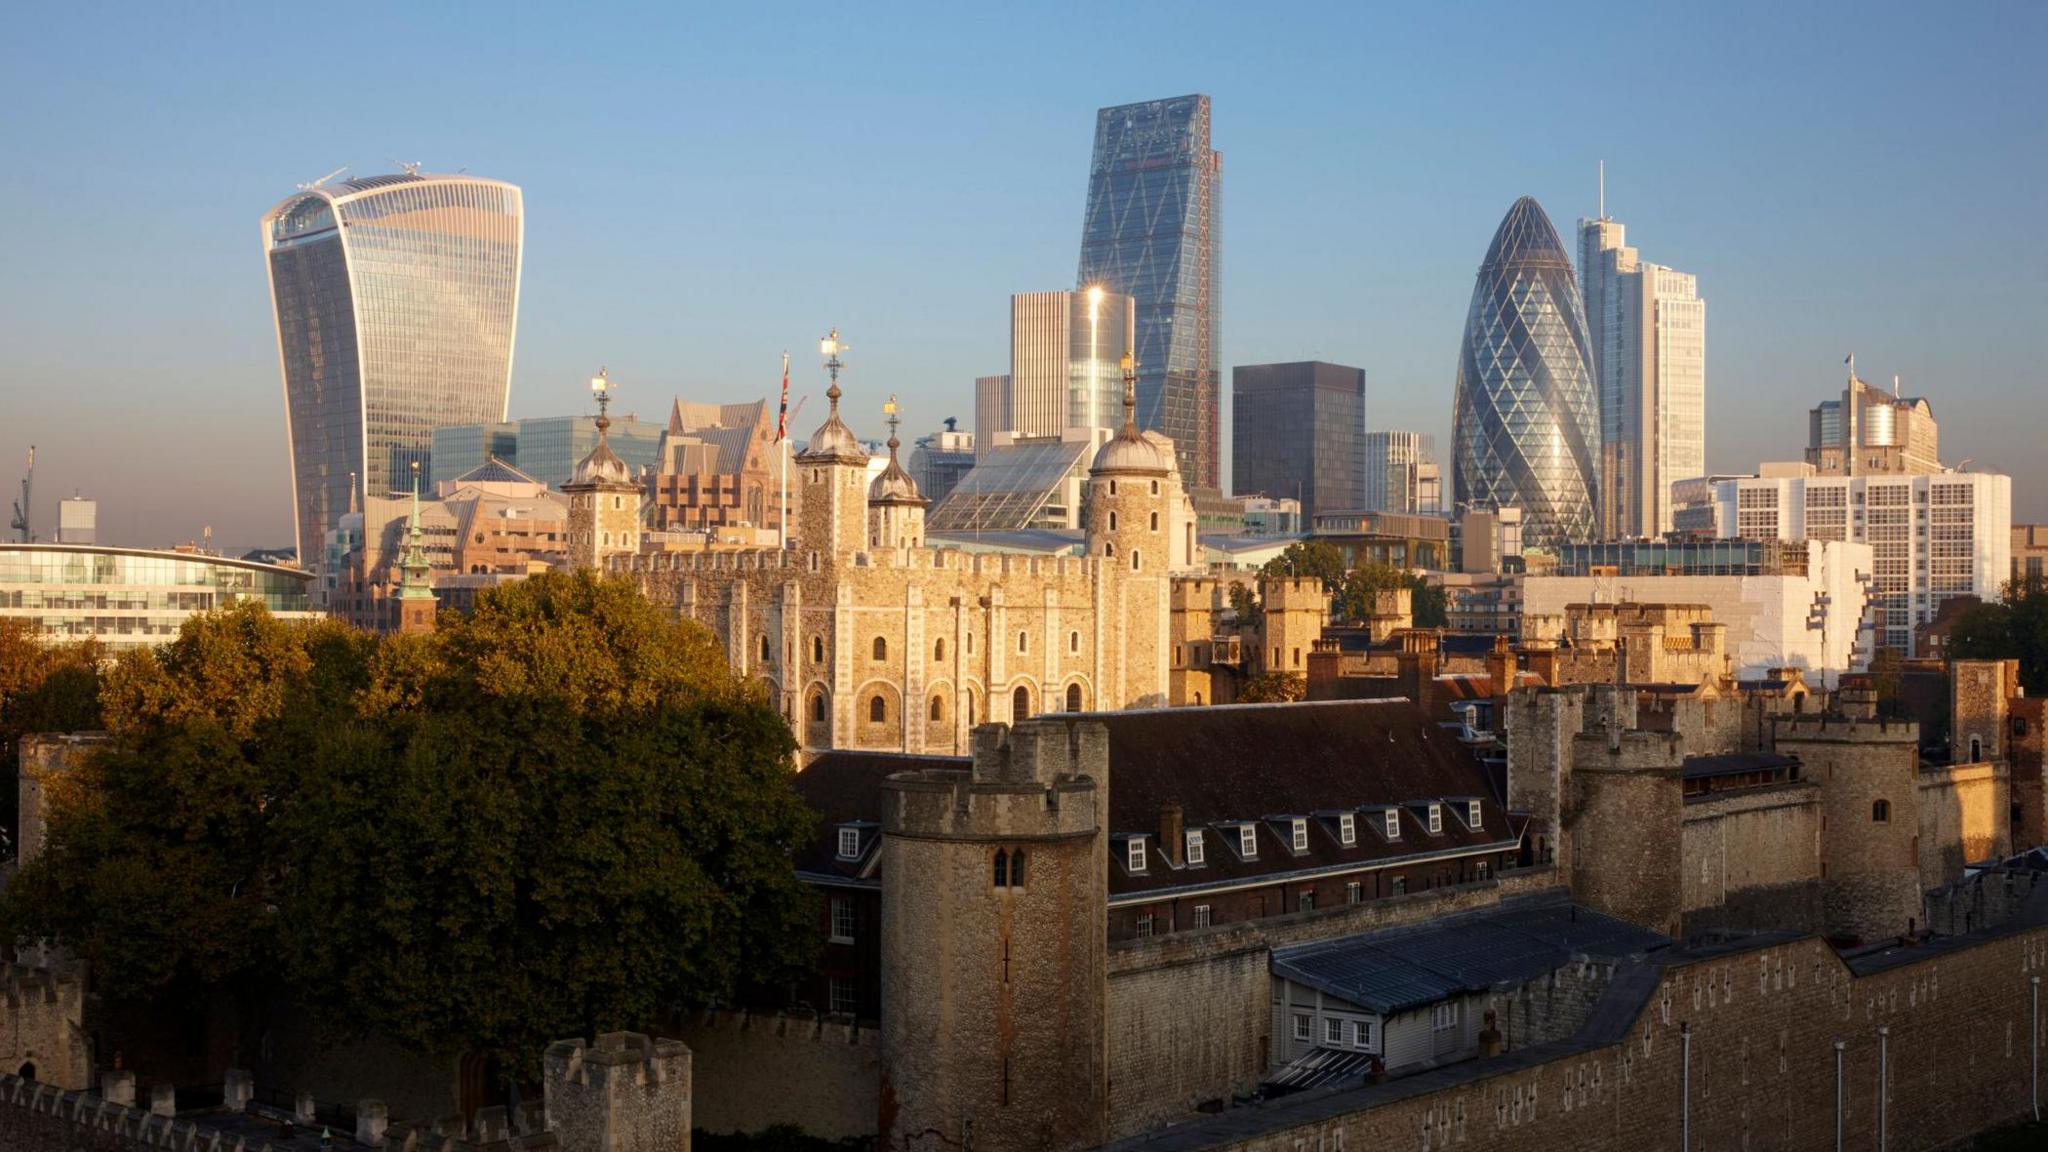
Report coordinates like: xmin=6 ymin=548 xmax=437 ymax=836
xmin=3 ymin=4 xmax=2043 ymax=550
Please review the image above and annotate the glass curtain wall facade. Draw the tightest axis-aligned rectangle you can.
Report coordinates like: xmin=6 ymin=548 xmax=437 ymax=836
xmin=0 ymin=544 xmax=319 ymax=651
xmin=1078 ymin=95 xmax=1221 ymax=491
xmin=1231 ymin=361 xmax=1366 ymax=521
xmin=1451 ymin=197 xmax=1599 ymax=551
xmin=1005 ymin=290 xmax=1137 ymax=438
xmin=264 ymin=173 xmax=523 ymax=574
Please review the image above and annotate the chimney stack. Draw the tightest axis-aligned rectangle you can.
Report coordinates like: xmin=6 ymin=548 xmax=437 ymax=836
xmin=1160 ymin=805 xmax=1185 ymax=868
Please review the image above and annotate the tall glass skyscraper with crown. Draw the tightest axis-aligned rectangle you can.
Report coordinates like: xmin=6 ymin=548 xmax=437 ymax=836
xmin=263 ymin=172 xmax=523 ymax=574
xmin=1078 ymin=95 xmax=1221 ymax=491
xmin=1451 ymin=196 xmax=1599 ymax=550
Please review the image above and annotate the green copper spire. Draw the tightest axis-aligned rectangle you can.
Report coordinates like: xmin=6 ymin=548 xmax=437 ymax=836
xmin=397 ymin=461 xmax=435 ymax=602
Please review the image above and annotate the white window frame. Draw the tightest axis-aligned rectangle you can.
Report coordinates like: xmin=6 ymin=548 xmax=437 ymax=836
xmin=1352 ymin=1019 xmax=1373 ymax=1048
xmin=1294 ymin=1013 xmax=1312 ymax=1042
xmin=1338 ymin=813 xmax=1356 ymax=845
xmin=1384 ymin=810 xmax=1401 ymax=840
xmin=1428 ymin=804 xmax=1443 ymax=834
xmin=1468 ymin=800 xmax=1483 ymax=829
xmin=829 ymin=895 xmax=856 ymax=944
xmin=1239 ymin=825 xmax=1258 ymax=859
xmin=1135 ymin=913 xmax=1154 ymax=938
xmin=1127 ymin=837 xmax=1147 ymax=873
xmin=1433 ymin=1002 xmax=1459 ymax=1031
xmin=1324 ymin=1017 xmax=1344 ymax=1045
xmin=1291 ymin=818 xmax=1309 ymax=852
xmin=1346 ymin=881 xmax=1362 ymax=905
xmin=1185 ymin=829 xmax=1205 ymax=866
xmin=1193 ymin=904 xmax=1212 ymax=928
xmin=829 ymin=976 xmax=859 ymax=1016
xmin=837 ymin=827 xmax=861 ymax=859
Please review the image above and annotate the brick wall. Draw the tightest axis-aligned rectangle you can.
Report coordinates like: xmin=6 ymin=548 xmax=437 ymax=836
xmin=679 ymin=1009 xmax=879 ymax=1139
xmin=1093 ymin=922 xmax=2048 ymax=1152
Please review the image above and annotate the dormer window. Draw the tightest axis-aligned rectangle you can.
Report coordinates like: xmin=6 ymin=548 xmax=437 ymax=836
xmin=1127 ymin=837 xmax=1147 ymax=873
xmin=1384 ymin=811 xmax=1401 ymax=841
xmin=1239 ymin=825 xmax=1258 ymax=859
xmin=837 ymin=827 xmax=861 ymax=859
xmin=1338 ymin=813 xmax=1356 ymax=846
xmin=1467 ymin=800 xmax=1483 ymax=829
xmin=1428 ymin=804 xmax=1443 ymax=834
xmin=1185 ymin=830 xmax=1205 ymax=865
xmin=1290 ymin=819 xmax=1308 ymax=852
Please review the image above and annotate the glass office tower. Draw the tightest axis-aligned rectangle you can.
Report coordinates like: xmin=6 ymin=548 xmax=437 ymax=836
xmin=1078 ymin=95 xmax=1221 ymax=491
xmin=1451 ymin=197 xmax=1599 ymax=551
xmin=263 ymin=172 xmax=523 ymax=573
xmin=1231 ymin=361 xmax=1366 ymax=521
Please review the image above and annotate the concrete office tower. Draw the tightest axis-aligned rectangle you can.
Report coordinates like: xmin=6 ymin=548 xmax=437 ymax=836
xmin=1078 ymin=95 xmax=1222 ymax=491
xmin=1452 ymin=197 xmax=1599 ymax=551
xmin=1578 ymin=202 xmax=1705 ymax=539
xmin=973 ymin=374 xmax=1011 ymax=457
xmin=1231 ymin=362 xmax=1367 ymax=520
xmin=1007 ymin=289 xmax=1137 ymax=438
xmin=263 ymin=172 xmax=524 ymax=575
xmin=1363 ymin=432 xmax=1440 ymax=515
xmin=55 ymin=496 xmax=95 ymax=545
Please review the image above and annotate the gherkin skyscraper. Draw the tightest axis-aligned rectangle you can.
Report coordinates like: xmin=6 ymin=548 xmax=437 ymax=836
xmin=1451 ymin=196 xmax=1599 ymax=550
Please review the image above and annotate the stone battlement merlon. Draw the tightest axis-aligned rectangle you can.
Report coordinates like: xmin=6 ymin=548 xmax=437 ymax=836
xmin=1774 ymin=714 xmax=1920 ymax=742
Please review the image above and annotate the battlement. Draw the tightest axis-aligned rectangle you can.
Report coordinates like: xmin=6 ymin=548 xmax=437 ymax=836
xmin=1570 ymin=728 xmax=1687 ymax=773
xmin=883 ymin=720 xmax=1102 ymax=840
xmin=1773 ymin=714 xmax=1919 ymax=744
xmin=1260 ymin=575 xmax=1326 ymax=609
xmin=544 ymin=1033 xmax=691 ymax=1152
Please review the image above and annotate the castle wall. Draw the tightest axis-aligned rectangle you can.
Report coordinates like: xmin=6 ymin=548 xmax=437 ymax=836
xmin=1779 ymin=717 xmax=1925 ymax=942
xmin=1680 ymin=786 xmax=1824 ymax=935
xmin=1101 ymin=870 xmax=1559 ymax=1140
xmin=1094 ymin=923 xmax=2048 ymax=1152
xmin=1918 ymin=761 xmax=2010 ymax=890
xmin=677 ymin=1009 xmax=878 ymax=1139
xmin=1567 ymin=732 xmax=1684 ymax=936
xmin=0 ymin=965 xmax=86 ymax=1090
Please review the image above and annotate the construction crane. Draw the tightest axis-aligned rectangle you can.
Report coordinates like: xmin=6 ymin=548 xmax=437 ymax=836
xmin=9 ymin=446 xmax=30 ymax=543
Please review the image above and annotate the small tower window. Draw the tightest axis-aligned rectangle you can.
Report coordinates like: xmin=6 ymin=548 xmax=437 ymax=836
xmin=1109 ymin=511 xmax=1119 ymax=531
xmin=1149 ymin=511 xmax=1159 ymax=531
xmin=1066 ymin=683 xmax=1083 ymax=712
xmin=812 ymin=636 xmax=825 ymax=663
xmin=1873 ymin=799 xmax=1891 ymax=823
xmin=966 ymin=632 xmax=974 ymax=654
xmin=614 ymin=495 xmax=624 ymax=510
xmin=869 ymin=695 xmax=887 ymax=723
xmin=1104 ymin=542 xmax=1115 ymax=557
xmin=930 ymin=695 xmax=944 ymax=722
xmin=812 ymin=694 xmax=827 ymax=723
xmin=1131 ymin=551 xmax=1141 ymax=571
xmin=967 ymin=689 xmax=977 ymax=725
xmin=1013 ymin=685 xmax=1031 ymax=718
xmin=1069 ymin=630 xmax=1079 ymax=652
xmin=759 ymin=634 xmax=770 ymax=662
xmin=873 ymin=636 xmax=888 ymax=661
xmin=993 ymin=849 xmax=1008 ymax=888
xmin=935 ymin=637 xmax=946 ymax=661
xmin=1150 ymin=480 xmax=1159 ymax=495
xmin=1109 ymin=480 xmax=1118 ymax=496
xmin=1018 ymin=631 xmax=1029 ymax=654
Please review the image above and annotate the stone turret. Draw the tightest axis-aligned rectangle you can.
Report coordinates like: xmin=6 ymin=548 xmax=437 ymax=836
xmin=880 ymin=717 xmax=1108 ymax=1152
xmin=544 ymin=1032 xmax=693 ymax=1152
xmin=797 ymin=332 xmax=872 ymax=565
xmin=867 ymin=396 xmax=926 ymax=551
xmin=1776 ymin=713 xmax=1924 ymax=941
xmin=1084 ymin=354 xmax=1172 ymax=577
xmin=1567 ymin=728 xmax=1686 ymax=935
xmin=1258 ymin=575 xmax=1328 ymax=677
xmin=565 ymin=368 xmax=645 ymax=572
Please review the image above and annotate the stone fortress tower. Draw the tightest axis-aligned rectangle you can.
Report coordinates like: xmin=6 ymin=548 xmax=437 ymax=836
xmin=566 ymin=367 xmax=645 ymax=572
xmin=866 ymin=395 xmax=927 ymax=552
xmin=879 ymin=719 xmax=1108 ymax=1152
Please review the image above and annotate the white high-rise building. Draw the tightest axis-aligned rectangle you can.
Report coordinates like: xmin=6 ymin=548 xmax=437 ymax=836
xmin=1579 ymin=201 xmax=1705 ymax=540
xmin=1362 ymin=431 xmax=1440 ymax=515
xmin=56 ymin=495 xmax=96 ymax=545
xmin=1693 ymin=468 xmax=2011 ymax=657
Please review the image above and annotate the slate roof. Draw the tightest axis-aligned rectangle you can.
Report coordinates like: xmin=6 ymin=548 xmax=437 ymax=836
xmin=1082 ymin=699 xmax=1516 ymax=899
xmin=1271 ymin=893 xmax=1670 ymax=1015
xmin=791 ymin=751 xmax=961 ymax=882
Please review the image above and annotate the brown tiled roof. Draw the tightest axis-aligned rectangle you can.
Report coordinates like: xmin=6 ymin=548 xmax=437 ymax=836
xmin=1079 ymin=700 xmax=1516 ymax=899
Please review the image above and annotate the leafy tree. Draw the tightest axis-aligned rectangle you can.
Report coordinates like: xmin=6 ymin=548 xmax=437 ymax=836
xmin=0 ymin=621 xmax=103 ymax=859
xmin=1226 ymin=580 xmax=1261 ymax=624
xmin=1869 ymin=646 xmax=1908 ymax=719
xmin=1258 ymin=541 xmax=1348 ymax=592
xmin=1410 ymin=578 xmax=1449 ymax=628
xmin=1949 ymin=579 xmax=2048 ymax=695
xmin=1 ymin=572 xmax=818 ymax=1071
xmin=1238 ymin=671 xmax=1306 ymax=703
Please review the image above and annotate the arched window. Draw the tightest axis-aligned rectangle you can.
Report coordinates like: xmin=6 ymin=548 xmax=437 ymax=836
xmin=1872 ymin=799 xmax=1891 ymax=823
xmin=1009 ymin=848 xmax=1025 ymax=886
xmin=967 ymin=689 xmax=977 ymax=725
xmin=1131 ymin=551 xmax=1141 ymax=570
xmin=1109 ymin=480 xmax=1118 ymax=496
xmin=935 ymin=637 xmax=946 ymax=661
xmin=993 ymin=849 xmax=1008 ymax=888
xmin=930 ymin=695 xmax=944 ymax=722
xmin=1066 ymin=683 xmax=1083 ymax=712
xmin=1109 ymin=511 xmax=1119 ymax=531
xmin=811 ymin=694 xmax=827 ymax=723
xmin=1013 ymin=685 xmax=1031 ymax=719
xmin=812 ymin=636 xmax=825 ymax=663
xmin=16 ymin=1061 xmax=33 ymax=1082
xmin=1069 ymin=630 xmax=1079 ymax=653
xmin=1149 ymin=511 xmax=1159 ymax=531
xmin=1194 ymin=691 xmax=1203 ymax=705
xmin=1018 ymin=631 xmax=1029 ymax=654
xmin=1104 ymin=541 xmax=1115 ymax=557
xmin=873 ymin=636 xmax=888 ymax=661
xmin=1970 ymin=736 xmax=1983 ymax=762
xmin=869 ymin=695 xmax=887 ymax=723
xmin=759 ymin=634 xmax=771 ymax=662
xmin=1150 ymin=480 xmax=1159 ymax=495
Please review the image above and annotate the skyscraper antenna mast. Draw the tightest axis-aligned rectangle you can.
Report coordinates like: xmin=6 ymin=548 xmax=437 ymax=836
xmin=1598 ymin=160 xmax=1605 ymax=220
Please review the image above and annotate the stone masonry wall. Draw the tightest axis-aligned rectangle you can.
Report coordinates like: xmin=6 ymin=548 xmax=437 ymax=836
xmin=1681 ymin=786 xmax=1824 ymax=935
xmin=679 ymin=1008 xmax=878 ymax=1139
xmin=0 ymin=964 xmax=86 ymax=1090
xmin=1103 ymin=870 xmax=1559 ymax=1141
xmin=1919 ymin=762 xmax=2011 ymax=891
xmin=1095 ymin=922 xmax=2048 ymax=1152
xmin=1486 ymin=958 xmax=1619 ymax=1053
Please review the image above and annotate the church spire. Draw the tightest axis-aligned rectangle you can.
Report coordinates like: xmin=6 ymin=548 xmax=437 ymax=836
xmin=395 ymin=461 xmax=437 ymax=633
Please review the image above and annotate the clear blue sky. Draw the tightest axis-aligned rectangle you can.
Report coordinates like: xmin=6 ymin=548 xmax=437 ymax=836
xmin=3 ymin=1 xmax=2043 ymax=551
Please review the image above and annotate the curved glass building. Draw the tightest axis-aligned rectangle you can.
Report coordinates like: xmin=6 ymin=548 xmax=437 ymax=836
xmin=0 ymin=544 xmax=320 ymax=651
xmin=262 ymin=172 xmax=523 ymax=577
xmin=1451 ymin=196 xmax=1599 ymax=550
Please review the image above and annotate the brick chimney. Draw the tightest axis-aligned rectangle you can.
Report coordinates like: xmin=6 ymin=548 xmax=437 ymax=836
xmin=1160 ymin=805 xmax=1185 ymax=867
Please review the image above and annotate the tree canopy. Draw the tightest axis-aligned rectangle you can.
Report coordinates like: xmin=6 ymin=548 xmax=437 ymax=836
xmin=0 ymin=621 xmax=103 ymax=859
xmin=1249 ymin=546 xmax=1448 ymax=628
xmin=1948 ymin=579 xmax=2048 ymax=695
xmin=0 ymin=572 xmax=816 ymax=1068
